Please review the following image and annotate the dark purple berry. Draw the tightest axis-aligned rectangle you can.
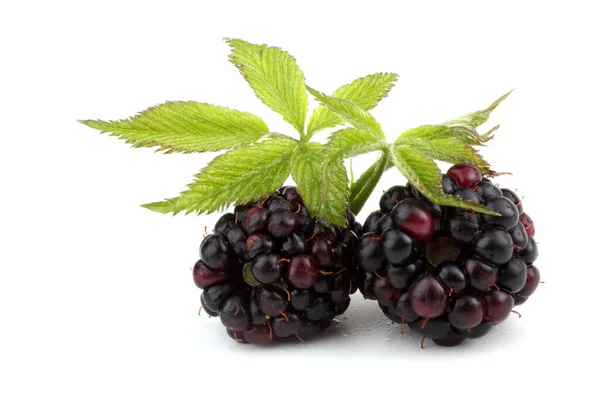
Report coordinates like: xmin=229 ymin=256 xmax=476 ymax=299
xmin=280 ymin=233 xmax=307 ymax=256
xmin=372 ymin=276 xmax=398 ymax=307
xmin=409 ymin=317 xmax=451 ymax=339
xmin=297 ymin=320 xmax=321 ymax=340
xmin=245 ymin=233 xmax=273 ymax=259
xmin=281 ymin=187 xmax=303 ymax=207
xmin=459 ymin=320 xmax=493 ymax=338
xmin=241 ymin=206 xmax=269 ymax=234
xmin=200 ymin=295 xmax=218 ymax=317
xmin=473 ymin=227 xmax=514 ymax=265
xmin=387 ymin=260 xmax=425 ymax=290
xmin=380 ymin=304 xmax=404 ymax=323
xmin=244 ymin=325 xmax=273 ymax=345
xmin=285 ymin=254 xmax=319 ymax=289
xmin=310 ymin=237 xmax=336 ymax=266
xmin=464 ymin=257 xmax=498 ymax=292
xmin=193 ymin=260 xmax=231 ymax=289
xmin=356 ymin=233 xmax=385 ymax=272
xmin=419 ymin=197 xmax=444 ymax=231
xmin=448 ymin=295 xmax=484 ymax=329
xmin=357 ymin=272 xmax=377 ymax=300
xmin=393 ymin=292 xmax=420 ymax=321
xmin=313 ymin=274 xmax=330 ymax=294
xmin=219 ymin=294 xmax=250 ymax=331
xmin=251 ymin=254 xmax=284 ymax=284
xmin=446 ymin=212 xmax=481 ymax=244
xmin=510 ymin=222 xmax=529 ymax=250
xmin=336 ymin=297 xmax=351 ymax=315
xmin=250 ymin=298 xmax=268 ymax=325
xmin=256 ymin=286 xmax=287 ymax=316
xmin=381 ymin=228 xmax=418 ymax=265
xmin=513 ymin=294 xmax=528 ymax=306
xmin=390 ymin=198 xmax=435 ymax=242
xmin=375 ymin=213 xmax=394 ymax=234
xmin=442 ymin=174 xmax=458 ymax=194
xmin=497 ymin=258 xmax=527 ymax=293
xmin=201 ymin=282 xmax=239 ymax=313
xmin=200 ymin=234 xmax=232 ymax=271
xmin=482 ymin=196 xmax=520 ymax=230
xmin=451 ymin=187 xmax=484 ymax=204
xmin=484 ymin=289 xmax=514 ymax=323
xmin=362 ymin=211 xmax=382 ymax=234
xmin=306 ymin=297 xmax=336 ymax=322
xmin=521 ymin=237 xmax=538 ymax=264
xmin=272 ymin=313 xmax=301 ymax=338
xmin=330 ymin=273 xmax=351 ymax=305
xmin=295 ymin=212 xmax=315 ymax=237
xmin=476 ymin=181 xmax=503 ymax=200
xmin=266 ymin=196 xmax=294 ymax=212
xmin=447 ymin=164 xmax=482 ymax=188
xmin=516 ymin=265 xmax=540 ymax=297
xmin=290 ymin=289 xmax=313 ymax=311
xmin=519 ymin=212 xmax=535 ymax=236
xmin=214 ymin=213 xmax=236 ymax=234
xmin=432 ymin=331 xmax=465 ymax=346
xmin=409 ymin=274 xmax=449 ymax=319
xmin=379 ymin=185 xmax=412 ymax=213
xmin=501 ymin=188 xmax=523 ymax=214
xmin=267 ymin=209 xmax=298 ymax=237
xmin=225 ymin=225 xmax=247 ymax=260
xmin=437 ymin=262 xmax=467 ymax=293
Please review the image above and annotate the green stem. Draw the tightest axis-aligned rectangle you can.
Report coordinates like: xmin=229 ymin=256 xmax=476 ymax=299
xmin=348 ymin=151 xmax=392 ymax=215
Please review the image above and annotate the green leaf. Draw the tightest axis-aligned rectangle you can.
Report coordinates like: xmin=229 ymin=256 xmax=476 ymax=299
xmin=306 ymin=87 xmax=385 ymax=139
xmin=444 ymin=90 xmax=513 ymax=129
xmin=144 ymin=138 xmax=297 ymax=214
xmin=291 ymin=143 xmax=348 ymax=226
xmin=78 ymin=101 xmax=269 ymax=153
xmin=390 ymin=145 xmax=499 ymax=215
xmin=349 ymin=151 xmax=391 ymax=215
xmin=395 ymin=125 xmax=493 ymax=174
xmin=226 ymin=38 xmax=308 ymax=135
xmin=326 ymin=128 xmax=386 ymax=161
xmin=397 ymin=124 xmax=484 ymax=145
xmin=307 ymin=72 xmax=398 ymax=136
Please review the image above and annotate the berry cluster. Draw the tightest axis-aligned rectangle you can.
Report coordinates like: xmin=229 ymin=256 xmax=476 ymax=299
xmin=193 ymin=187 xmax=361 ymax=344
xmin=357 ymin=164 xmax=540 ymax=347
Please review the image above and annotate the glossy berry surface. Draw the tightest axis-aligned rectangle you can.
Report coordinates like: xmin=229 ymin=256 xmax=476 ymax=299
xmin=390 ymin=199 xmax=435 ymax=242
xmin=447 ymin=164 xmax=483 ymax=188
xmin=448 ymin=295 xmax=484 ymax=329
xmin=409 ymin=274 xmax=449 ymax=319
xmin=193 ymin=186 xmax=359 ymax=344
xmin=357 ymin=163 xmax=541 ymax=346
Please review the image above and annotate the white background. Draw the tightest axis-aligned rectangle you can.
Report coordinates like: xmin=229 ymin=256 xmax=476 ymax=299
xmin=1 ymin=1 xmax=597 ymax=399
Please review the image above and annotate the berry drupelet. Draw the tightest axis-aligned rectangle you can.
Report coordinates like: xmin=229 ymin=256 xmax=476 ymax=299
xmin=356 ymin=164 xmax=541 ymax=347
xmin=193 ymin=186 xmax=360 ymax=344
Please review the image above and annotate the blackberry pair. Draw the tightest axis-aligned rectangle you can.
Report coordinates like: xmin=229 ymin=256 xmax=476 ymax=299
xmin=194 ymin=165 xmax=540 ymax=347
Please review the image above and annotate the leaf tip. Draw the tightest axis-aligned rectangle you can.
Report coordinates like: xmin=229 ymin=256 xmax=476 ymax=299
xmin=141 ymin=201 xmax=173 ymax=214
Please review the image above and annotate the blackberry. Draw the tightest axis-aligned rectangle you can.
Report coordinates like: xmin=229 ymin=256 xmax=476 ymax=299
xmin=357 ymin=164 xmax=541 ymax=347
xmin=194 ymin=187 xmax=360 ymax=344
